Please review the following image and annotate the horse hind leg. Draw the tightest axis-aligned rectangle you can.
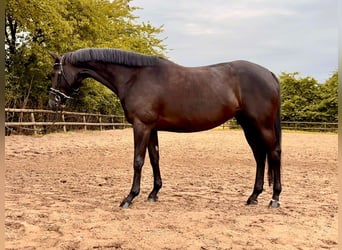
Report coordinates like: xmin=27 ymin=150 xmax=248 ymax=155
xmin=267 ymin=143 xmax=282 ymax=208
xmin=147 ymin=130 xmax=162 ymax=202
xmin=265 ymin=110 xmax=282 ymax=208
xmin=246 ymin=141 xmax=267 ymax=205
xmin=236 ymin=114 xmax=267 ymax=205
xmin=253 ymin=127 xmax=282 ymax=208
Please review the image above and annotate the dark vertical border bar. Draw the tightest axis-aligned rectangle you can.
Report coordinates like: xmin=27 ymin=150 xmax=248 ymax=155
xmin=0 ymin=0 xmax=6 ymax=248
xmin=338 ymin=0 xmax=342 ymax=246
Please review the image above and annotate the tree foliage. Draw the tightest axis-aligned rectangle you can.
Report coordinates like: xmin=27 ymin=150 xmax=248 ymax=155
xmin=5 ymin=0 xmax=166 ymax=114
xmin=279 ymin=71 xmax=337 ymax=122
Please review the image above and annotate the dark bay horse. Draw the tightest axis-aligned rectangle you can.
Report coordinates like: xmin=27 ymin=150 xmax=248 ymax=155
xmin=49 ymin=48 xmax=282 ymax=208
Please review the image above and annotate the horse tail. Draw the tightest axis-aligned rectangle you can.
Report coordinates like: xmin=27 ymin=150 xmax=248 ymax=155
xmin=268 ymin=72 xmax=282 ymax=187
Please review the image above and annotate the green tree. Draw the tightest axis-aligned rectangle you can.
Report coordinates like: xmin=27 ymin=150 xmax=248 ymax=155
xmin=279 ymin=71 xmax=338 ymax=122
xmin=280 ymin=72 xmax=320 ymax=121
xmin=314 ymin=71 xmax=338 ymax=122
xmin=5 ymin=0 xmax=166 ymax=114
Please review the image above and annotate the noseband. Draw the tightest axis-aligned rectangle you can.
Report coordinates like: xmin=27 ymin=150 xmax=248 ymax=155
xmin=49 ymin=57 xmax=73 ymax=102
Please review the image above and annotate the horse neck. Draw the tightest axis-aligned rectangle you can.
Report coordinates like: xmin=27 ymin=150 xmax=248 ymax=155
xmin=80 ymin=62 xmax=135 ymax=99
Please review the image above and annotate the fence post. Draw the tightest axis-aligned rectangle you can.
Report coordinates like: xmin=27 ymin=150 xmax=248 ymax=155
xmin=31 ymin=112 xmax=37 ymax=135
xmin=111 ymin=117 xmax=115 ymax=130
xmin=62 ymin=113 xmax=66 ymax=133
xmin=83 ymin=115 xmax=87 ymax=131
xmin=18 ymin=111 xmax=23 ymax=134
xmin=99 ymin=114 xmax=102 ymax=131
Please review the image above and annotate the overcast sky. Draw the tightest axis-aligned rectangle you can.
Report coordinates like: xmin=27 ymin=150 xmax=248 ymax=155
xmin=132 ymin=0 xmax=337 ymax=83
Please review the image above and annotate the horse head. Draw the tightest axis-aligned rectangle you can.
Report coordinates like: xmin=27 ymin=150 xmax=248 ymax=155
xmin=48 ymin=52 xmax=81 ymax=110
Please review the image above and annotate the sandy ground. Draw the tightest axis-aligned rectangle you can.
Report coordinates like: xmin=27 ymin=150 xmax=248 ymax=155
xmin=5 ymin=129 xmax=338 ymax=249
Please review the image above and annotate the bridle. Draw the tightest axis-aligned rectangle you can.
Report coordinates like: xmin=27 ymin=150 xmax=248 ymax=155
xmin=49 ymin=56 xmax=73 ymax=103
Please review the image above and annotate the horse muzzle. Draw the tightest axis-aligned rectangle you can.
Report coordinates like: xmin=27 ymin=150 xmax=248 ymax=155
xmin=48 ymin=88 xmax=71 ymax=110
xmin=48 ymin=98 xmax=66 ymax=111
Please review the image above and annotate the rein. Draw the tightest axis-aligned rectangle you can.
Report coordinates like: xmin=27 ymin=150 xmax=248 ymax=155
xmin=49 ymin=87 xmax=72 ymax=102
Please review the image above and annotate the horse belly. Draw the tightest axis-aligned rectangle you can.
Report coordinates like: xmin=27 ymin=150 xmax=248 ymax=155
xmin=156 ymin=102 xmax=236 ymax=132
xmin=150 ymin=63 xmax=240 ymax=132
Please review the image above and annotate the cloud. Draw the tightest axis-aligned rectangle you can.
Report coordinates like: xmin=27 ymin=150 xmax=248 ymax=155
xmin=133 ymin=0 xmax=338 ymax=82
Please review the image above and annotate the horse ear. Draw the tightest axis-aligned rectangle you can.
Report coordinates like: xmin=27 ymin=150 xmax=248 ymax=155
xmin=49 ymin=52 xmax=61 ymax=62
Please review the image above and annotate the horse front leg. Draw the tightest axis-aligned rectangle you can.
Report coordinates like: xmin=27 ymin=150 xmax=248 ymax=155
xmin=120 ymin=123 xmax=151 ymax=208
xmin=147 ymin=129 xmax=162 ymax=202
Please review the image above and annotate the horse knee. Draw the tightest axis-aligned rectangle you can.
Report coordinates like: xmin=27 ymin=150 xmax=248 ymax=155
xmin=134 ymin=157 xmax=145 ymax=170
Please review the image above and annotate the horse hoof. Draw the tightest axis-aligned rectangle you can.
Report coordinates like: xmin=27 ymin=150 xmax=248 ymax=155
xmin=120 ymin=201 xmax=131 ymax=209
xmin=246 ymin=199 xmax=258 ymax=205
xmin=147 ymin=197 xmax=158 ymax=202
xmin=269 ymin=199 xmax=280 ymax=208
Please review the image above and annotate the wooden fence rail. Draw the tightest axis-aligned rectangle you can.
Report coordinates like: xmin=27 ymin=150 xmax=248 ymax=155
xmin=223 ymin=119 xmax=337 ymax=132
xmin=5 ymin=108 xmax=337 ymax=135
xmin=280 ymin=121 xmax=338 ymax=132
xmin=5 ymin=108 xmax=131 ymax=135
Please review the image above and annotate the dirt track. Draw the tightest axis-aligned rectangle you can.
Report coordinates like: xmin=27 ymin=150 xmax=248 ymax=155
xmin=5 ymin=129 xmax=338 ymax=249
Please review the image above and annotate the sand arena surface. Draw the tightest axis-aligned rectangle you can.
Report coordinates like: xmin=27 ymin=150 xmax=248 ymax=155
xmin=5 ymin=129 xmax=337 ymax=249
